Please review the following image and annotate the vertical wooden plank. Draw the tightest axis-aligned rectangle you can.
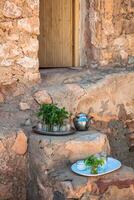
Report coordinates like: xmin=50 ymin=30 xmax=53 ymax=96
xmin=52 ymin=0 xmax=63 ymax=67
xmin=38 ymin=0 xmax=44 ymax=67
xmin=62 ymin=0 xmax=72 ymax=66
xmin=45 ymin=0 xmax=53 ymax=66
xmin=74 ymin=0 xmax=80 ymax=66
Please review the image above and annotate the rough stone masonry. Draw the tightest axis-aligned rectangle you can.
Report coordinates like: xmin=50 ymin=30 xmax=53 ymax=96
xmin=0 ymin=0 xmax=40 ymax=86
xmin=82 ymin=0 xmax=134 ymax=67
xmin=0 ymin=0 xmax=134 ymax=87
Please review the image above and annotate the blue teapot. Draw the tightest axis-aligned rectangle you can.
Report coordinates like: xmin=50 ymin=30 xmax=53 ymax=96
xmin=73 ymin=113 xmax=92 ymax=131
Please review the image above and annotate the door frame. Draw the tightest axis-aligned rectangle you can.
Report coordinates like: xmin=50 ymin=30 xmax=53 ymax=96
xmin=73 ymin=0 xmax=80 ymax=67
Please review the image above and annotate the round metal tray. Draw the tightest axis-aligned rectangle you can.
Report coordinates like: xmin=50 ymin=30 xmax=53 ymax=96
xmin=32 ymin=126 xmax=76 ymax=136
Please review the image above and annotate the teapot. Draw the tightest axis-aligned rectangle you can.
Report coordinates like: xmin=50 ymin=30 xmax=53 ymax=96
xmin=73 ymin=113 xmax=93 ymax=131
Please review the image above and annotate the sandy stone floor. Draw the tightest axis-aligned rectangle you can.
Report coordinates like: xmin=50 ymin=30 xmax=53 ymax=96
xmin=40 ymin=66 xmax=133 ymax=86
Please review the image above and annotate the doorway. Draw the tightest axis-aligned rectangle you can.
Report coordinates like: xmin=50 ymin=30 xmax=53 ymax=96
xmin=39 ymin=0 xmax=80 ymax=68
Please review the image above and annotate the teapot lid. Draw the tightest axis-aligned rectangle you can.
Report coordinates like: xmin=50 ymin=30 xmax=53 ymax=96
xmin=77 ymin=113 xmax=87 ymax=117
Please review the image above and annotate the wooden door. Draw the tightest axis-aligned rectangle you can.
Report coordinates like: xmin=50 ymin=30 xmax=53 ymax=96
xmin=39 ymin=0 xmax=74 ymax=68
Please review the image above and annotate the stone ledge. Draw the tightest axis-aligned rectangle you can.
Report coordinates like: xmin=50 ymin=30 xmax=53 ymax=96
xmin=37 ymin=166 xmax=134 ymax=200
xmin=28 ymin=131 xmax=110 ymax=199
xmin=35 ymin=69 xmax=134 ymax=122
xmin=28 ymin=130 xmax=134 ymax=200
xmin=95 ymin=166 xmax=134 ymax=194
xmin=29 ymin=130 xmax=110 ymax=169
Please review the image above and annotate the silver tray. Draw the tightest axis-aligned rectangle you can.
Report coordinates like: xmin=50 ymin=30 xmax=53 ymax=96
xmin=32 ymin=126 xmax=76 ymax=136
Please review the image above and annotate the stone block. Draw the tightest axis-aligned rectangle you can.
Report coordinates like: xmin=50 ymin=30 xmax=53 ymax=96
xmin=0 ymin=183 xmax=13 ymax=199
xmin=29 ymin=162 xmax=134 ymax=200
xmin=11 ymin=130 xmax=27 ymax=155
xmin=26 ymin=0 xmax=39 ymax=10
xmin=128 ymin=56 xmax=134 ymax=64
xmin=0 ymin=140 xmax=5 ymax=153
xmin=21 ymin=37 xmax=39 ymax=57
xmin=19 ymin=102 xmax=30 ymax=111
xmin=3 ymin=1 xmax=22 ymax=18
xmin=0 ymin=93 xmax=4 ymax=103
xmin=16 ymin=56 xmax=38 ymax=69
xmin=29 ymin=131 xmax=110 ymax=170
xmin=34 ymin=90 xmax=52 ymax=104
xmin=17 ymin=17 xmax=39 ymax=35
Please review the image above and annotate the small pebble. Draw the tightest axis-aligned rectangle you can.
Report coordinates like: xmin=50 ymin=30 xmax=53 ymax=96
xmin=24 ymin=119 xmax=31 ymax=126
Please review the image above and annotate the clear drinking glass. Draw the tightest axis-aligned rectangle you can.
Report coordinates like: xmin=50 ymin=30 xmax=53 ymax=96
xmin=76 ymin=160 xmax=86 ymax=171
xmin=99 ymin=151 xmax=107 ymax=172
xmin=100 ymin=151 xmax=107 ymax=164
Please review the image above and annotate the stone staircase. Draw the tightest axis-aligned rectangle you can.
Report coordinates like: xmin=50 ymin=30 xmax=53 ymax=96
xmin=27 ymin=130 xmax=134 ymax=200
xmin=46 ymin=166 xmax=134 ymax=200
xmin=0 ymin=67 xmax=134 ymax=199
xmin=0 ymin=122 xmax=134 ymax=200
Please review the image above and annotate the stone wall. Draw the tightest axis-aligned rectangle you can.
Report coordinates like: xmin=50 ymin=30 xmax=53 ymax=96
xmin=82 ymin=0 xmax=134 ymax=67
xmin=0 ymin=129 xmax=27 ymax=200
xmin=0 ymin=0 xmax=134 ymax=87
xmin=35 ymin=70 xmax=133 ymax=123
xmin=0 ymin=0 xmax=40 ymax=86
xmin=77 ymin=71 xmax=134 ymax=122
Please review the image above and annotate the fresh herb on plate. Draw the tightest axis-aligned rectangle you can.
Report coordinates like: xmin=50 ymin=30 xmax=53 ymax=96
xmin=84 ymin=155 xmax=105 ymax=174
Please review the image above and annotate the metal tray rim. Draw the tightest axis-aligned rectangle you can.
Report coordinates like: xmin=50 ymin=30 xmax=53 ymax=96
xmin=32 ymin=126 xmax=76 ymax=136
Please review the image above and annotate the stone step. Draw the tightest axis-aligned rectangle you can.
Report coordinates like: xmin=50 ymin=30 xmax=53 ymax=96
xmin=28 ymin=131 xmax=110 ymax=199
xmin=33 ymin=70 xmax=134 ymax=122
xmin=37 ymin=165 xmax=134 ymax=200
xmin=28 ymin=131 xmax=134 ymax=200
xmin=29 ymin=130 xmax=110 ymax=170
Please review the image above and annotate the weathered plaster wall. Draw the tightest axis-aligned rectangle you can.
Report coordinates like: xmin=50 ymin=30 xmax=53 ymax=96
xmin=0 ymin=0 xmax=40 ymax=86
xmin=82 ymin=0 xmax=134 ymax=67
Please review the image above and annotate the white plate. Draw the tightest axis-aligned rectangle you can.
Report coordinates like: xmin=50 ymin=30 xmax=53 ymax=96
xmin=71 ymin=157 xmax=121 ymax=177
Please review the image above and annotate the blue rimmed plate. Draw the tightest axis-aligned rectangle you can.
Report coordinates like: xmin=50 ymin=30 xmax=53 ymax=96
xmin=71 ymin=157 xmax=121 ymax=177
